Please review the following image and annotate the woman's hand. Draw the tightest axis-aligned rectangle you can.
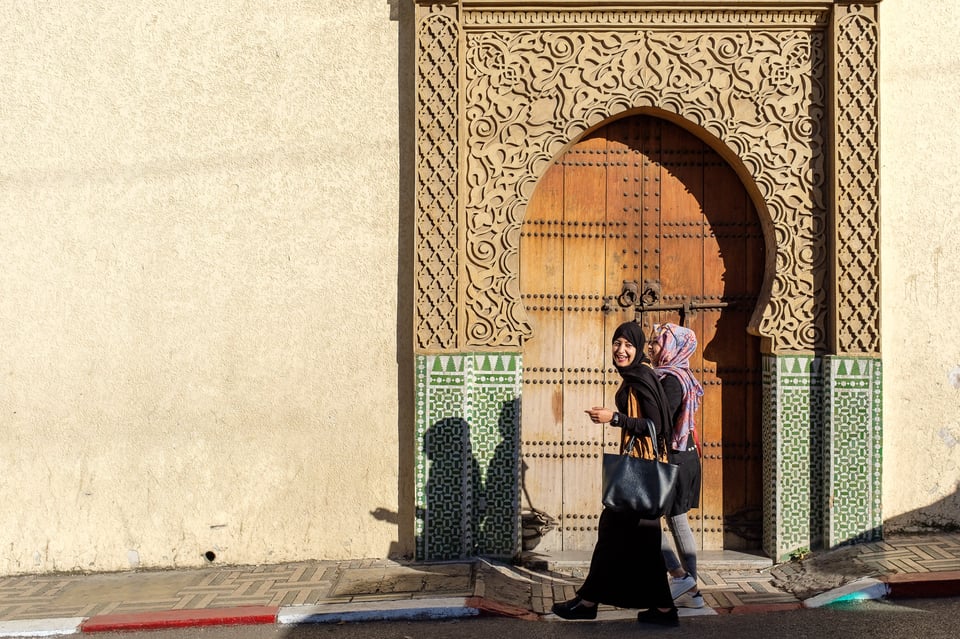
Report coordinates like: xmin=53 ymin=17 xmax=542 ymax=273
xmin=585 ymin=407 xmax=615 ymax=424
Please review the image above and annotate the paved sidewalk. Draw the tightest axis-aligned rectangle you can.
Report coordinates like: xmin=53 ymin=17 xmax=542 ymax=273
xmin=1 ymin=533 xmax=959 ymax=635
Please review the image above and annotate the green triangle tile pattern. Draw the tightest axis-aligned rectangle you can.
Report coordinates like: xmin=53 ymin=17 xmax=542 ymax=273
xmin=415 ymin=353 xmax=522 ymax=561
xmin=762 ymin=354 xmax=883 ymax=561
xmin=824 ymin=356 xmax=883 ymax=547
xmin=414 ymin=352 xmax=880 ymax=563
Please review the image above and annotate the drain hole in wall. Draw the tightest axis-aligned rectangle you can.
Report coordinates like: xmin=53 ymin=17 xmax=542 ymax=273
xmin=204 ymin=551 xmax=216 ymax=562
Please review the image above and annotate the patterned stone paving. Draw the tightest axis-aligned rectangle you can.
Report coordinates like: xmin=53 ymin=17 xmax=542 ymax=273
xmin=1 ymin=534 xmax=958 ymax=621
xmin=524 ymin=565 xmax=798 ymax=614
xmin=0 ymin=561 xmax=473 ymax=621
xmin=526 ymin=534 xmax=960 ymax=613
xmin=770 ymin=534 xmax=960 ymax=601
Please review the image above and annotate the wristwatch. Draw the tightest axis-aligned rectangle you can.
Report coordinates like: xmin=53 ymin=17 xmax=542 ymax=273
xmin=610 ymin=412 xmax=620 ymax=426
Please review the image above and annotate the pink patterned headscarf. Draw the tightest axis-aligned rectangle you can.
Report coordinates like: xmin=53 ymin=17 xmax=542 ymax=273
xmin=652 ymin=323 xmax=704 ymax=451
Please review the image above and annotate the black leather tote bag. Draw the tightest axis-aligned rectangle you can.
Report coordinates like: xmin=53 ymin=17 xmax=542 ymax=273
xmin=601 ymin=418 xmax=679 ymax=519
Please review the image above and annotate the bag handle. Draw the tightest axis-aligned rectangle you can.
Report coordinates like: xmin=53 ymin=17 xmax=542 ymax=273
xmin=689 ymin=424 xmax=701 ymax=453
xmin=622 ymin=418 xmax=660 ymax=459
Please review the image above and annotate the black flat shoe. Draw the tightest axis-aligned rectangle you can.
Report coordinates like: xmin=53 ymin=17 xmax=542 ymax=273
xmin=637 ymin=607 xmax=679 ymax=626
xmin=552 ymin=596 xmax=598 ymax=620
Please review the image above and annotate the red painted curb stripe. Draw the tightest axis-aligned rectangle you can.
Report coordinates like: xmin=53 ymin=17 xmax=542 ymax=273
xmin=81 ymin=606 xmax=278 ymax=633
xmin=880 ymin=571 xmax=960 ymax=599
xmin=465 ymin=596 xmax=540 ymax=621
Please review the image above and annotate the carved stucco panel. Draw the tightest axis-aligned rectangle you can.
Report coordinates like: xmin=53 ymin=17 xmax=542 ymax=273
xmin=462 ymin=27 xmax=828 ymax=351
xmin=415 ymin=5 xmax=460 ymax=351
xmin=834 ymin=4 xmax=881 ymax=354
xmin=462 ymin=9 xmax=828 ymax=29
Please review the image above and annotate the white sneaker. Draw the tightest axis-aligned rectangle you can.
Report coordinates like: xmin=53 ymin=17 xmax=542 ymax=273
xmin=669 ymin=574 xmax=697 ymax=599
xmin=675 ymin=590 xmax=705 ymax=608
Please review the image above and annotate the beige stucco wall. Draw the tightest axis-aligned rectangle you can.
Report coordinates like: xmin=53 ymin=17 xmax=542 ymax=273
xmin=2 ymin=0 xmax=958 ymax=576
xmin=880 ymin=0 xmax=960 ymax=530
xmin=0 ymin=1 xmax=410 ymax=574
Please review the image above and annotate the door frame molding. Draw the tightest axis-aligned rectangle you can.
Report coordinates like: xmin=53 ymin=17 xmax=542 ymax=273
xmin=412 ymin=1 xmax=883 ymax=561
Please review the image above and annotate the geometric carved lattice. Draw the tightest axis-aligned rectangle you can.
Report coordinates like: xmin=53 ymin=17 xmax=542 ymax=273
xmin=459 ymin=11 xmax=829 ymax=351
xmin=835 ymin=5 xmax=881 ymax=355
xmin=415 ymin=6 xmax=459 ymax=350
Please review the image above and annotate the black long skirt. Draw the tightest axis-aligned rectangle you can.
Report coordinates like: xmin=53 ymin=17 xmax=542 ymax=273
xmin=666 ymin=448 xmax=701 ymax=516
xmin=577 ymin=509 xmax=674 ymax=609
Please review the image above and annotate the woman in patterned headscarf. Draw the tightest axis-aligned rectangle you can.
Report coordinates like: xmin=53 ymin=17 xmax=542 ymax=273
xmin=551 ymin=321 xmax=678 ymax=626
xmin=648 ymin=323 xmax=706 ymax=609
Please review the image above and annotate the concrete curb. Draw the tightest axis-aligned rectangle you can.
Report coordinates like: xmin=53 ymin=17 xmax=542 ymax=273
xmin=277 ymin=597 xmax=480 ymax=625
xmin=0 ymin=601 xmax=481 ymax=637
xmin=802 ymin=577 xmax=889 ymax=608
xmin=0 ymin=617 xmax=85 ymax=637
xmin=800 ymin=570 xmax=960 ymax=609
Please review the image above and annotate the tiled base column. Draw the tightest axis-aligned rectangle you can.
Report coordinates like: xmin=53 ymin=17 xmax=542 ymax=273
xmin=763 ymin=355 xmax=825 ymax=562
xmin=824 ymin=356 xmax=883 ymax=547
xmin=414 ymin=353 xmax=522 ymax=561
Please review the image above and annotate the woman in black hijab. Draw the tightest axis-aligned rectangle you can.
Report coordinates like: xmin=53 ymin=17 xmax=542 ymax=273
xmin=551 ymin=321 xmax=678 ymax=626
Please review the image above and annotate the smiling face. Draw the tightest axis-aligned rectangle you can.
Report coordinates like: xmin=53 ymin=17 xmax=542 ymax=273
xmin=612 ymin=336 xmax=637 ymax=368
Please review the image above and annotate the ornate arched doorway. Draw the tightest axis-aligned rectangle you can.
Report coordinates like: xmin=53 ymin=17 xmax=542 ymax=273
xmin=413 ymin=2 xmax=882 ymax=563
xmin=520 ymin=114 xmax=764 ymax=552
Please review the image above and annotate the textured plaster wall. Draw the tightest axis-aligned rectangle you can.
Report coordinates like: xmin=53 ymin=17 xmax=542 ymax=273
xmin=0 ymin=1 xmax=408 ymax=574
xmin=881 ymin=0 xmax=960 ymax=531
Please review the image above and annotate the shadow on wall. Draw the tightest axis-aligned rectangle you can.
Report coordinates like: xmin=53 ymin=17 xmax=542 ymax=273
xmin=701 ymin=291 xmax=765 ymax=551
xmin=885 ymin=485 xmax=960 ymax=534
xmin=420 ymin=417 xmax=483 ymax=560
xmin=362 ymin=0 xmax=419 ymax=561
xmin=394 ymin=0 xmax=416 ymax=559
xmin=884 ymin=416 xmax=960 ymax=534
xmin=518 ymin=457 xmax=558 ymax=553
xmin=810 ymin=485 xmax=960 ymax=557
xmin=411 ymin=399 xmax=521 ymax=561
xmin=479 ymin=398 xmax=522 ymax=558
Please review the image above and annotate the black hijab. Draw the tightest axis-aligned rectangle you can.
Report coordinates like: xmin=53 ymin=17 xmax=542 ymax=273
xmin=612 ymin=321 xmax=672 ymax=444
xmin=612 ymin=321 xmax=652 ymax=383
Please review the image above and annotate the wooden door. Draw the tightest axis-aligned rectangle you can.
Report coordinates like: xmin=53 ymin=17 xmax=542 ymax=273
xmin=519 ymin=115 xmax=764 ymax=553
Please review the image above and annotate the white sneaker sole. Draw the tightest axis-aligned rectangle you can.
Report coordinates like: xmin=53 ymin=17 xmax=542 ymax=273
xmin=669 ymin=576 xmax=697 ymax=599
xmin=675 ymin=594 xmax=705 ymax=609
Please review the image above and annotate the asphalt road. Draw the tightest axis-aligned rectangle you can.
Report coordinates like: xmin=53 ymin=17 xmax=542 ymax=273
xmin=72 ymin=597 xmax=960 ymax=639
